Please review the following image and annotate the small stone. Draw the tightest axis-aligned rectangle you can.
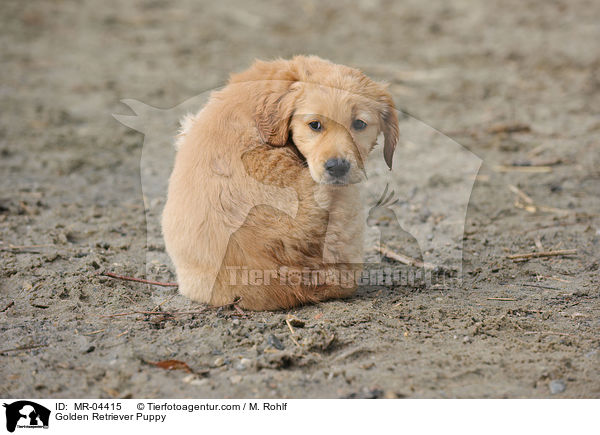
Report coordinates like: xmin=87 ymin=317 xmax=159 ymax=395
xmin=182 ymin=374 xmax=208 ymax=386
xmin=286 ymin=316 xmax=305 ymax=328
xmin=234 ymin=360 xmax=247 ymax=371
xmin=44 ymin=252 xmax=58 ymax=262
xmin=230 ymin=375 xmax=242 ymax=384
xmin=383 ymin=391 xmax=400 ymax=399
xmin=267 ymin=334 xmax=284 ymax=350
xmin=463 ymin=336 xmax=471 ymax=343
xmin=213 ymin=357 xmax=225 ymax=367
xmin=549 ymin=380 xmax=566 ymax=395
xmin=231 ymin=319 xmax=241 ymax=326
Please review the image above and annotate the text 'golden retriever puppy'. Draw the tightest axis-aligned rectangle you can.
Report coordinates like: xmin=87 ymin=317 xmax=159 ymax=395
xmin=162 ymin=56 xmax=399 ymax=310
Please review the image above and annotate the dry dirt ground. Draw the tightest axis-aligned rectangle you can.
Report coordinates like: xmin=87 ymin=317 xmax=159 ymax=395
xmin=1 ymin=0 xmax=599 ymax=398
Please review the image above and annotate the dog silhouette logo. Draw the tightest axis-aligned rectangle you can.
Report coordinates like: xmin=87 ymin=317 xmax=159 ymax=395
xmin=3 ymin=401 xmax=50 ymax=432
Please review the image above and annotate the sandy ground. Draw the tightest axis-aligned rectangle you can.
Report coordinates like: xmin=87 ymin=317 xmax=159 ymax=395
xmin=1 ymin=0 xmax=599 ymax=398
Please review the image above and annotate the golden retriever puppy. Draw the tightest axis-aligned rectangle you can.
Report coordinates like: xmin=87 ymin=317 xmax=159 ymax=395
xmin=162 ymin=55 xmax=399 ymax=310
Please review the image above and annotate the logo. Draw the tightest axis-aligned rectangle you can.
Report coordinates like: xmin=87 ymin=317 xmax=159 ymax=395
xmin=3 ymin=401 xmax=50 ymax=433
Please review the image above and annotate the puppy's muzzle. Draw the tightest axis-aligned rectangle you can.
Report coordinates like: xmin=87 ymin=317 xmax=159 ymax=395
xmin=324 ymin=158 xmax=350 ymax=178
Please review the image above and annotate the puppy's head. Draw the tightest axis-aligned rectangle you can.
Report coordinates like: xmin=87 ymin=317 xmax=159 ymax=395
xmin=234 ymin=56 xmax=399 ymax=184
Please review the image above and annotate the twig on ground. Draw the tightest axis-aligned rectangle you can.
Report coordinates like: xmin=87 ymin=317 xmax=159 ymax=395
xmin=285 ymin=318 xmax=295 ymax=335
xmin=375 ymin=245 xmax=436 ymax=270
xmin=509 ymin=184 xmax=535 ymax=207
xmin=494 ymin=165 xmax=552 ymax=173
xmin=215 ymin=297 xmax=250 ymax=318
xmin=232 ymin=304 xmax=249 ymax=318
xmin=285 ymin=318 xmax=301 ymax=347
xmin=524 ymin=331 xmax=573 ymax=337
xmin=83 ymin=329 xmax=105 ymax=336
xmin=0 ymin=243 xmax=55 ymax=254
xmin=99 ymin=271 xmax=178 ymax=287
xmin=518 ymin=283 xmax=561 ymax=290
xmin=512 ymin=157 xmax=563 ymax=167
xmin=486 ymin=123 xmax=531 ymax=134
xmin=100 ymin=309 xmax=206 ymax=318
xmin=151 ymin=295 xmax=176 ymax=312
xmin=0 ymin=344 xmax=48 ymax=354
xmin=507 ymin=249 xmax=577 ymax=261
xmin=1 ymin=301 xmax=15 ymax=312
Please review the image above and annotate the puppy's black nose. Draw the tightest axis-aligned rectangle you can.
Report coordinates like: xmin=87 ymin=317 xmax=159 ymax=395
xmin=324 ymin=158 xmax=350 ymax=177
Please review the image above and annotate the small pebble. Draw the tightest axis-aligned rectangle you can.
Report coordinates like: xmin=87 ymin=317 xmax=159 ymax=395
xmin=229 ymin=375 xmax=242 ymax=385
xmin=213 ymin=357 xmax=225 ymax=367
xmin=384 ymin=391 xmax=401 ymax=399
xmin=549 ymin=380 xmax=566 ymax=395
xmin=182 ymin=374 xmax=207 ymax=385
xmin=267 ymin=334 xmax=284 ymax=350
xmin=287 ymin=316 xmax=305 ymax=328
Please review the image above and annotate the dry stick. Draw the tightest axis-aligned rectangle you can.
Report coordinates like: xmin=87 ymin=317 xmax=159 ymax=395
xmin=508 ymin=185 xmax=534 ymax=205
xmin=0 ymin=243 xmax=54 ymax=254
xmin=507 ymin=249 xmax=577 ymax=260
xmin=1 ymin=301 xmax=15 ymax=312
xmin=101 ymin=297 xmax=244 ymax=320
xmin=285 ymin=318 xmax=295 ymax=335
xmin=100 ymin=309 xmax=207 ymax=318
xmin=285 ymin=318 xmax=301 ymax=347
xmin=151 ymin=295 xmax=176 ymax=313
xmin=0 ymin=344 xmax=48 ymax=353
xmin=518 ymin=283 xmax=561 ymax=291
xmin=1 ymin=248 xmax=43 ymax=254
xmin=100 ymin=271 xmax=178 ymax=287
xmin=524 ymin=331 xmax=573 ymax=337
xmin=233 ymin=304 xmax=248 ymax=317
xmin=375 ymin=245 xmax=436 ymax=270
xmin=494 ymin=165 xmax=552 ymax=173
xmin=1 ymin=243 xmax=54 ymax=250
xmin=486 ymin=123 xmax=531 ymax=134
xmin=83 ymin=329 xmax=105 ymax=336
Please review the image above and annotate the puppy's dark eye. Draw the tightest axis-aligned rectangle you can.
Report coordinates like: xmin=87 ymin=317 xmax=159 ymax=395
xmin=352 ymin=119 xmax=367 ymax=130
xmin=308 ymin=121 xmax=322 ymax=131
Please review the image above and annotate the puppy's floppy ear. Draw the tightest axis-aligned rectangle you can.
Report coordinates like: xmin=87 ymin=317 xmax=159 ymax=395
xmin=229 ymin=59 xmax=302 ymax=146
xmin=255 ymin=84 xmax=298 ymax=146
xmin=378 ymin=90 xmax=400 ymax=170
